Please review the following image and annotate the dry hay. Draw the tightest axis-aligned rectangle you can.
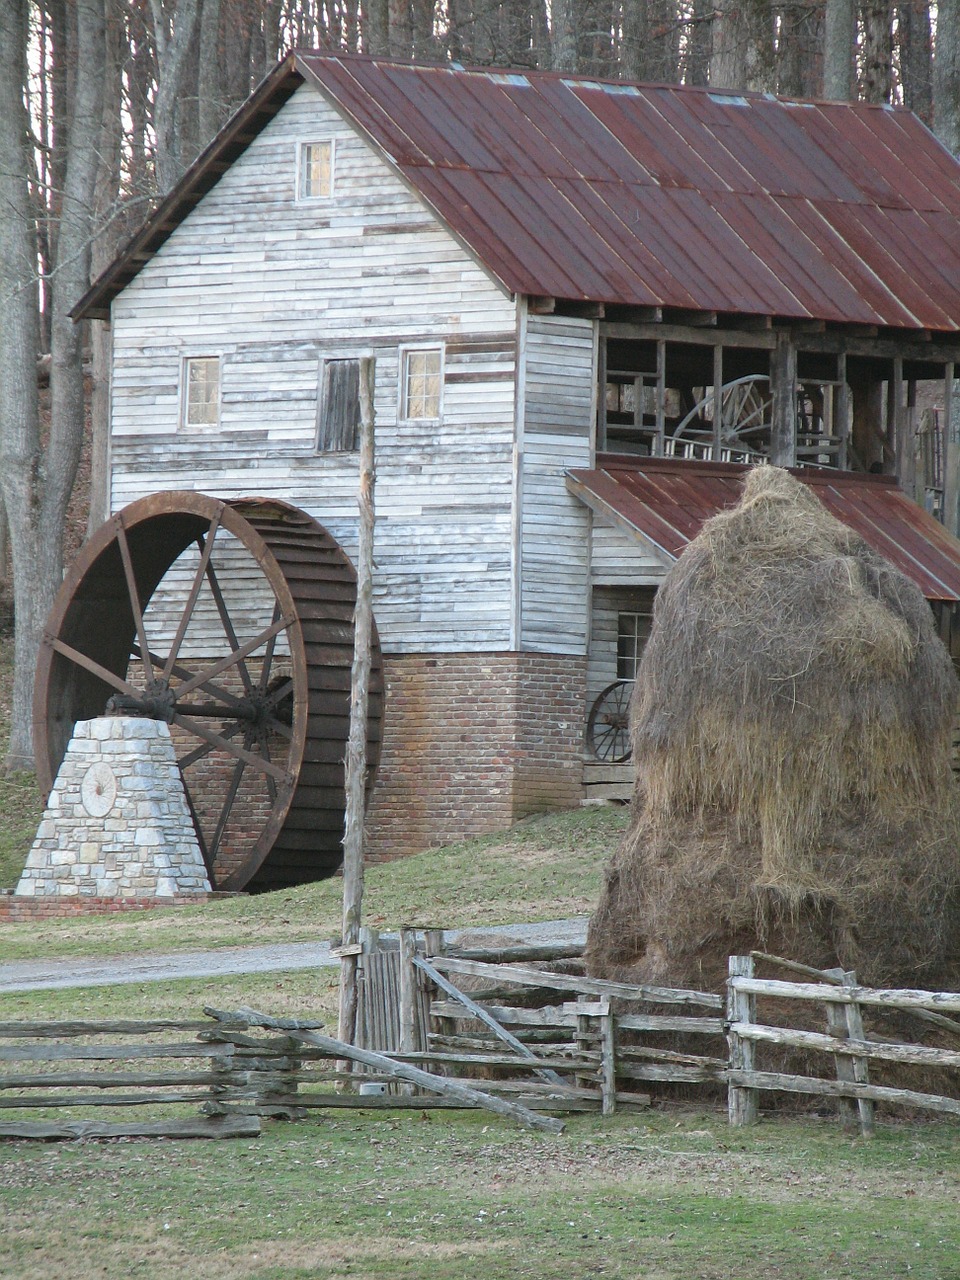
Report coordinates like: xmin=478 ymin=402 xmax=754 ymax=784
xmin=586 ymin=465 xmax=960 ymax=991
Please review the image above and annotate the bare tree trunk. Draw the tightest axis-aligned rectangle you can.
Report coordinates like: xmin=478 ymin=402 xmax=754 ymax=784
xmin=861 ymin=0 xmax=893 ymax=103
xmin=551 ymin=0 xmax=577 ymax=70
xmin=898 ymin=0 xmax=932 ymax=123
xmin=0 ymin=0 xmax=48 ymax=771
xmin=711 ymin=0 xmax=774 ymax=91
xmin=824 ymin=0 xmax=855 ymax=96
xmin=150 ymin=0 xmax=202 ymax=192
xmin=934 ymin=0 xmax=960 ymax=152
xmin=88 ymin=0 xmax=126 ymax=535
xmin=366 ymin=0 xmax=389 ymax=53
xmin=197 ymin=0 xmax=222 ymax=146
xmin=686 ymin=0 xmax=713 ymax=84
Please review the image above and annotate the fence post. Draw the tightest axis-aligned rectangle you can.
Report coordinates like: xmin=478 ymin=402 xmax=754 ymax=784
xmin=727 ymin=955 xmax=759 ymax=1126
xmin=842 ymin=970 xmax=875 ymax=1138
xmin=399 ymin=926 xmax=420 ymax=1095
xmin=599 ymin=999 xmax=617 ymax=1116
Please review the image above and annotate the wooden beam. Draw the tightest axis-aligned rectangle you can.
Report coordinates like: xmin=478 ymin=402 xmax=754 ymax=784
xmin=770 ymin=331 xmax=797 ymax=466
xmin=338 ymin=357 xmax=376 ymax=1051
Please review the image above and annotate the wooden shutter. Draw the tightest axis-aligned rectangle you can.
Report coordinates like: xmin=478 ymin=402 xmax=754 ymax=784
xmin=318 ymin=359 xmax=361 ymax=451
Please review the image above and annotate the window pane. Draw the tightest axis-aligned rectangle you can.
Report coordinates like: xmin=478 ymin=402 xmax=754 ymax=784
xmin=403 ymin=349 xmax=441 ymax=419
xmin=300 ymin=142 xmax=332 ymax=198
xmin=185 ymin=357 xmax=219 ymax=426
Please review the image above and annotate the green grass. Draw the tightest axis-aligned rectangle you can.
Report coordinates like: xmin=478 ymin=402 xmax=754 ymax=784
xmin=1 ymin=1108 xmax=958 ymax=1279
xmin=0 ymin=806 xmax=627 ymax=964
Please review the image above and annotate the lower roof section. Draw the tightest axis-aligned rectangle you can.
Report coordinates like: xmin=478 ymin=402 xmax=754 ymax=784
xmin=566 ymin=456 xmax=960 ymax=602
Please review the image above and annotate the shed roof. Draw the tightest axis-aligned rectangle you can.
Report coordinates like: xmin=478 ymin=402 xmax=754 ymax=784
xmin=566 ymin=458 xmax=960 ymax=601
xmin=76 ymin=53 xmax=960 ymax=330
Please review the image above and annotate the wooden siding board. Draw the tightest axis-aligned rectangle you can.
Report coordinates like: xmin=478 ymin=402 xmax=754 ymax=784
xmin=519 ymin=316 xmax=595 ymax=654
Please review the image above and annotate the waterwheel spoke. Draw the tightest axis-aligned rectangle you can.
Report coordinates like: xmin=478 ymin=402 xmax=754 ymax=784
xmin=180 ymin=783 xmax=214 ymax=882
xmin=114 ymin=517 xmax=154 ymax=684
xmin=133 ymin=644 xmax=250 ymax=713
xmin=170 ymin=711 xmax=290 ymax=783
xmin=49 ymin=638 xmax=142 ymax=700
xmin=257 ymin=727 xmax=278 ymax=804
xmin=178 ymin=720 xmax=245 ymax=770
xmin=208 ymin=756 xmax=247 ymax=863
xmin=258 ymin=603 xmax=282 ymax=694
xmin=161 ymin=514 xmax=222 ymax=682
xmin=204 ymin=558 xmax=256 ymax=696
xmin=173 ymin=615 xmax=295 ymax=700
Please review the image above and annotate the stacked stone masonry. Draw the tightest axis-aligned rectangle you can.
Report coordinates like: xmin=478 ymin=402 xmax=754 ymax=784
xmin=364 ymin=652 xmax=587 ymax=862
xmin=18 ymin=717 xmax=211 ymax=898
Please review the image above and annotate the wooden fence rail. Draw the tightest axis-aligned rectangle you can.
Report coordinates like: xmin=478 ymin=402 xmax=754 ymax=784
xmin=3 ymin=945 xmax=960 ymax=1141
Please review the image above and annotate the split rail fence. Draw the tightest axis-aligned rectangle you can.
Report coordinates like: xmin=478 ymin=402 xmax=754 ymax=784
xmin=2 ymin=939 xmax=959 ymax=1140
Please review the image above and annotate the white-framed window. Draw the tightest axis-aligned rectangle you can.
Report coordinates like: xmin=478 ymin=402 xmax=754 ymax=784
xmin=317 ymin=357 xmax=361 ymax=452
xmin=399 ymin=346 xmax=443 ymax=421
xmin=297 ymin=140 xmax=333 ymax=200
xmin=182 ymin=356 xmax=220 ymax=427
xmin=616 ymin=593 xmax=656 ymax=681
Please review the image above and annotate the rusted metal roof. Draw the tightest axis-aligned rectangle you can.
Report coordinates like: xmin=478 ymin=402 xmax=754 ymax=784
xmin=77 ymin=53 xmax=960 ymax=329
xmin=566 ymin=458 xmax=960 ymax=601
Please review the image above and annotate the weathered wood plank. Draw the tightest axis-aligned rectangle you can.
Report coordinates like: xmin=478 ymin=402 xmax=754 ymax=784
xmin=428 ymin=957 xmax=723 ymax=1008
xmin=727 ymin=1069 xmax=960 ymax=1117
xmin=0 ymin=1116 xmax=261 ymax=1141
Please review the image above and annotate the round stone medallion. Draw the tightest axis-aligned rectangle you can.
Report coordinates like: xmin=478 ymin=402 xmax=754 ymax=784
xmin=81 ymin=762 xmax=118 ymax=817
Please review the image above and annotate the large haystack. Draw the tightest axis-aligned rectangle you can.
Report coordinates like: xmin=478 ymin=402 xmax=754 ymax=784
xmin=586 ymin=466 xmax=960 ymax=990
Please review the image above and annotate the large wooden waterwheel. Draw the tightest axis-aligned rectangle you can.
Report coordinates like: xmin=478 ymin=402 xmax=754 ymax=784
xmin=34 ymin=492 xmax=382 ymax=893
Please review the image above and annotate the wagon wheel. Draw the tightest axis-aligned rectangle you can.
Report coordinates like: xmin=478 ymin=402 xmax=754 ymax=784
xmin=586 ymin=680 xmax=634 ymax=763
xmin=34 ymin=492 xmax=382 ymax=893
xmin=671 ymin=375 xmax=773 ymax=458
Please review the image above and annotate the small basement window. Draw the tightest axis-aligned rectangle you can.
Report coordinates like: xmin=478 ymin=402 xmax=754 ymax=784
xmin=182 ymin=356 xmax=220 ymax=427
xmin=617 ymin=597 xmax=656 ymax=681
xmin=298 ymin=140 xmax=333 ymax=200
xmin=317 ymin=358 xmax=361 ymax=452
xmin=400 ymin=347 xmax=442 ymax=420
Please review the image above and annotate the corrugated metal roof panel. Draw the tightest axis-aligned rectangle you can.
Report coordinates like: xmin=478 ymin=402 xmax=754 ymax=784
xmin=75 ymin=53 xmax=960 ymax=327
xmin=299 ymin=55 xmax=960 ymax=327
xmin=566 ymin=458 xmax=960 ymax=601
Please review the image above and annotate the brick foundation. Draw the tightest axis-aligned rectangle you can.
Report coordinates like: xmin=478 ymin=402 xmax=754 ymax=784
xmin=364 ymin=651 xmax=587 ymax=862
xmin=0 ymin=892 xmax=240 ymax=922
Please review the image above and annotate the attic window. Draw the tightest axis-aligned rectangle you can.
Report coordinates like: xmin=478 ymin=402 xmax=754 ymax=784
xmin=182 ymin=356 xmax=219 ymax=427
xmin=298 ymin=140 xmax=333 ymax=200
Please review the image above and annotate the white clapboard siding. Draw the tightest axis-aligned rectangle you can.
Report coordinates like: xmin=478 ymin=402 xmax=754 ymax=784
xmin=109 ymin=82 xmax=517 ymax=655
xmin=519 ymin=315 xmax=595 ymax=654
xmin=590 ymin=521 xmax=672 ymax=586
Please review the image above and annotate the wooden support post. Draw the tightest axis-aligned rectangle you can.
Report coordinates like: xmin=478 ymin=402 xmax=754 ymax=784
xmin=654 ymin=339 xmax=666 ymax=456
xmin=943 ymin=366 xmax=960 ymax=538
xmin=770 ymin=333 xmax=797 ymax=467
xmin=712 ymin=342 xmax=724 ymax=461
xmin=836 ymin=353 xmax=850 ymax=472
xmin=727 ymin=955 xmax=759 ymax=1126
xmin=599 ymin=999 xmax=617 ymax=1116
xmin=337 ymin=356 xmax=376 ymax=1056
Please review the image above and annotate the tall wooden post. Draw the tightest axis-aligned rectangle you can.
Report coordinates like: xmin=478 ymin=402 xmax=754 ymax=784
xmin=770 ymin=332 xmax=797 ymax=467
xmin=338 ymin=357 xmax=376 ymax=1052
xmin=943 ymin=366 xmax=959 ymax=538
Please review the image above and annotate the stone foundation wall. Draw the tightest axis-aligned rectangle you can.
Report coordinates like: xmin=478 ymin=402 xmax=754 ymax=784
xmin=364 ymin=651 xmax=587 ymax=862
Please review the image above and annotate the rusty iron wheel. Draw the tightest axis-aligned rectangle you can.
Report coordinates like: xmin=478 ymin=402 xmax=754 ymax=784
xmin=586 ymin=680 xmax=633 ymax=763
xmin=33 ymin=492 xmax=382 ymax=893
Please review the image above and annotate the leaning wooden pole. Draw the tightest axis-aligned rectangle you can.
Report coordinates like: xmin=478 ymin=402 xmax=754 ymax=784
xmin=338 ymin=358 xmax=376 ymax=1052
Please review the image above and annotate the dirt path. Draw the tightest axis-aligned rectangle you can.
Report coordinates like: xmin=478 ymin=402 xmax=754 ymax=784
xmin=0 ymin=917 xmax=589 ymax=993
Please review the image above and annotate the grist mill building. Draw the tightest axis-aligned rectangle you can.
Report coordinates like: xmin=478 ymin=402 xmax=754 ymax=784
xmin=75 ymin=52 xmax=960 ymax=861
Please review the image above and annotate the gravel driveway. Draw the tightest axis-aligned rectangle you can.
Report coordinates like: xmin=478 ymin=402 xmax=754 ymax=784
xmin=0 ymin=917 xmax=590 ymax=993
